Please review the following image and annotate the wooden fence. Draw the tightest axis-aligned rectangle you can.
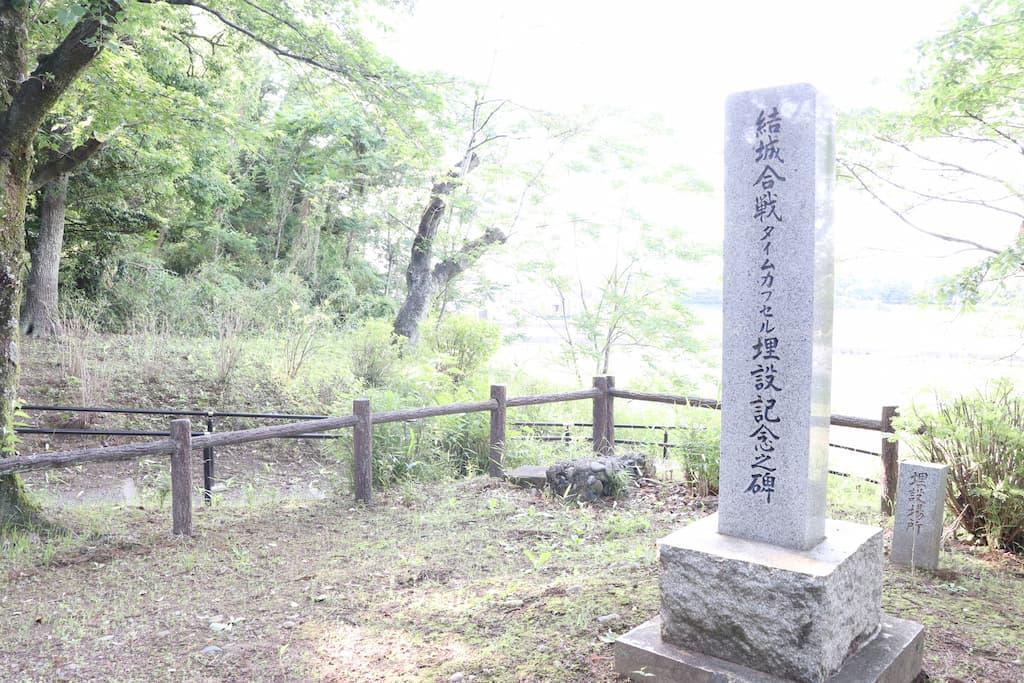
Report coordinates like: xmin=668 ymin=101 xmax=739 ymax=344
xmin=0 ymin=376 xmax=901 ymax=536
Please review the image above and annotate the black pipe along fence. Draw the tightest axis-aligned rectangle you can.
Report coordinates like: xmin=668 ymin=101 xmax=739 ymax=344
xmin=5 ymin=377 xmax=903 ymax=536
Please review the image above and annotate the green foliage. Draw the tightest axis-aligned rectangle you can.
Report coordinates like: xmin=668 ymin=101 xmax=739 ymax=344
xmin=22 ymin=0 xmax=450 ymax=339
xmin=526 ymin=222 xmax=702 ymax=380
xmin=900 ymin=379 xmax=1024 ymax=552
xmin=939 ymin=235 xmax=1024 ymax=308
xmin=330 ymin=382 xmax=490 ymax=489
xmin=908 ymin=0 xmax=1024 ymax=138
xmin=424 ymin=314 xmax=500 ymax=381
xmin=345 ymin=318 xmax=405 ymax=388
xmin=326 ymin=315 xmax=500 ymax=488
xmin=840 ymin=0 xmax=1024 ymax=306
xmin=63 ymin=258 xmax=330 ymax=338
xmin=671 ymin=409 xmax=721 ymax=497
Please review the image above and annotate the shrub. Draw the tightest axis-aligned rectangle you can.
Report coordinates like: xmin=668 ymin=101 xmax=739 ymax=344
xmin=250 ymin=272 xmax=316 ymax=333
xmin=95 ymin=253 xmax=193 ymax=333
xmin=327 ymin=379 xmax=489 ymax=489
xmin=901 ymin=380 xmax=1024 ymax=552
xmin=66 ymin=256 xmax=326 ymax=338
xmin=279 ymin=306 xmax=330 ymax=380
xmin=433 ymin=410 xmax=491 ymax=476
xmin=424 ymin=314 xmax=500 ymax=382
xmin=346 ymin=318 xmax=404 ymax=388
xmin=672 ymin=408 xmax=721 ymax=497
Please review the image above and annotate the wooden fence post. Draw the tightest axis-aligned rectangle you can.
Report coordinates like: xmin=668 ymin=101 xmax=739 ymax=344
xmin=488 ymin=385 xmax=507 ymax=477
xmin=606 ymin=375 xmax=615 ymax=453
xmin=169 ymin=418 xmax=192 ymax=537
xmin=353 ymin=398 xmax=373 ymax=503
xmin=592 ymin=376 xmax=614 ymax=456
xmin=880 ymin=405 xmax=899 ymax=516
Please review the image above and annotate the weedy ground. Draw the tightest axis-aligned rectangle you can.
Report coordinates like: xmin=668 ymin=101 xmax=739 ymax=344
xmin=2 ymin=474 xmax=1022 ymax=683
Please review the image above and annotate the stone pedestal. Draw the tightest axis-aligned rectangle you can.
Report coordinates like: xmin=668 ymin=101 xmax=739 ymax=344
xmin=616 ymin=616 xmax=924 ymax=683
xmin=615 ymin=514 xmax=924 ymax=682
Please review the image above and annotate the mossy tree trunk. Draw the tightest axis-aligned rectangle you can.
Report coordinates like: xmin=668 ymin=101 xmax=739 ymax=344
xmin=0 ymin=2 xmax=34 ymax=529
xmin=0 ymin=1 xmax=122 ymax=531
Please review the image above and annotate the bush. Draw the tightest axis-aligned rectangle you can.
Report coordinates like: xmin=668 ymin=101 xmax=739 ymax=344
xmin=901 ymin=379 xmax=1024 ymax=552
xmin=424 ymin=314 xmax=500 ymax=382
xmin=346 ymin=319 xmax=404 ymax=388
xmin=671 ymin=408 xmax=721 ymax=497
xmin=64 ymin=255 xmax=327 ymax=338
xmin=90 ymin=253 xmax=193 ymax=333
xmin=327 ymin=379 xmax=490 ymax=489
xmin=433 ymin=409 xmax=491 ymax=476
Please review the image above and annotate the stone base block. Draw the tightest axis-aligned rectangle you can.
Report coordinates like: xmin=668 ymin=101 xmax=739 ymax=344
xmin=660 ymin=514 xmax=883 ymax=682
xmin=615 ymin=615 xmax=923 ymax=682
xmin=504 ymin=465 xmax=548 ymax=489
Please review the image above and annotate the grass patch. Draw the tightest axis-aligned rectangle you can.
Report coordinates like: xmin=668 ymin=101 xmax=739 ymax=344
xmin=1 ymin=478 xmax=1022 ymax=681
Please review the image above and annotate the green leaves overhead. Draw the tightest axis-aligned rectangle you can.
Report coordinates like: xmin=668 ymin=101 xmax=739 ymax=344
xmin=909 ymin=0 xmax=1024 ymax=138
xmin=839 ymin=0 xmax=1024 ymax=307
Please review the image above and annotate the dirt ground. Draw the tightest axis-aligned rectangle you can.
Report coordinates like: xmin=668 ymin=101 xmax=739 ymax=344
xmin=6 ymin=336 xmax=1024 ymax=681
xmin=2 ymin=472 xmax=1023 ymax=683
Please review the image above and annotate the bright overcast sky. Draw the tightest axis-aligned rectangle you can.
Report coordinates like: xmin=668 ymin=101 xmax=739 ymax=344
xmin=378 ymin=1 xmax=996 ymax=287
xmin=383 ymin=0 xmax=964 ymax=166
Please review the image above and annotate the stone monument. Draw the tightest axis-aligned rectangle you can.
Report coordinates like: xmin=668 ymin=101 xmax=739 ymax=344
xmin=615 ymin=84 xmax=925 ymax=682
xmin=891 ymin=461 xmax=948 ymax=570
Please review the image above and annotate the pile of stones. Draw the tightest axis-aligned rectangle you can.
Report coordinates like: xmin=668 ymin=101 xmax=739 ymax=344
xmin=545 ymin=453 xmax=651 ymax=502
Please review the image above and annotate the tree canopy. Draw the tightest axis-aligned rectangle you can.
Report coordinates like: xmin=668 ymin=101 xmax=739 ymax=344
xmin=840 ymin=0 xmax=1024 ymax=305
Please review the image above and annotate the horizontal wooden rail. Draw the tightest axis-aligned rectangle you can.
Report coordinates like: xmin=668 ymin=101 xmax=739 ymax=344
xmin=610 ymin=389 xmax=722 ymax=410
xmin=2 ymin=384 xmax=895 ymax=478
xmin=191 ymin=414 xmax=357 ymax=450
xmin=506 ymin=388 xmax=600 ymax=408
xmin=4 ymin=398 xmax=505 ymax=475
xmin=830 ymin=414 xmax=885 ymax=431
xmin=0 ymin=439 xmax=177 ymax=475
xmin=2 ymin=415 xmax=361 ymax=476
xmin=372 ymin=399 xmax=497 ymax=424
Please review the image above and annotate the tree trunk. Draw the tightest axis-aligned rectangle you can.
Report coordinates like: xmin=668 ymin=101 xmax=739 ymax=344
xmin=0 ymin=0 xmax=123 ymax=531
xmin=0 ymin=5 xmax=34 ymax=530
xmin=21 ymin=173 xmax=68 ymax=337
xmin=393 ymin=194 xmax=445 ymax=343
xmin=19 ymin=135 xmax=105 ymax=339
xmin=0 ymin=139 xmax=36 ymax=529
xmin=394 ymin=153 xmax=483 ymax=344
xmin=289 ymin=195 xmax=320 ymax=277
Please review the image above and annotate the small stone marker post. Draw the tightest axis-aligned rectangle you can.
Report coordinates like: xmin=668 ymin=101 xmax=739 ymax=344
xmin=615 ymin=84 xmax=925 ymax=683
xmin=891 ymin=461 xmax=948 ymax=570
